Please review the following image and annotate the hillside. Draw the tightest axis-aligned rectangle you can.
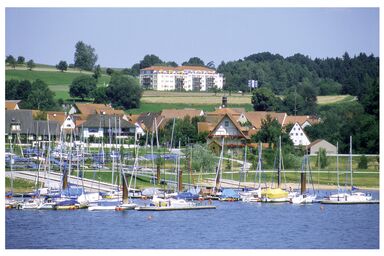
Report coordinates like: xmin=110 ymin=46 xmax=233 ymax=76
xmin=6 ymin=67 xmax=356 ymax=110
xmin=6 ymin=68 xmax=110 ymax=100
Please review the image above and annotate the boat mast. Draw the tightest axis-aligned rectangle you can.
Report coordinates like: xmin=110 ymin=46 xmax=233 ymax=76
xmin=350 ymin=136 xmax=353 ymax=192
xmin=277 ymin=135 xmax=282 ymax=188
xmin=214 ymin=137 xmax=225 ymax=193
xmin=254 ymin=142 xmax=262 ymax=189
xmin=46 ymin=115 xmax=51 ymax=189
xmin=9 ymin=135 xmax=14 ymax=195
xmin=336 ymin=141 xmax=339 ymax=192
xmin=300 ymin=154 xmax=307 ymax=195
xmin=243 ymin=144 xmax=247 ymax=183
xmin=177 ymin=141 xmax=183 ymax=193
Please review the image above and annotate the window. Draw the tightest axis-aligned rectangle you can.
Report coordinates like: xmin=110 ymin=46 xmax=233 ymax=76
xmin=296 ymin=133 xmax=298 ymax=136
xmin=88 ymin=128 xmax=99 ymax=133
xmin=290 ymin=133 xmax=293 ymax=136
xmin=224 ymin=121 xmax=229 ymax=127
xmin=300 ymin=133 xmax=303 ymax=135
xmin=293 ymin=128 xmax=295 ymax=131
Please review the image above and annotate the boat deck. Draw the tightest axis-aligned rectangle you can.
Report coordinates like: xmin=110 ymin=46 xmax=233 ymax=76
xmin=321 ymin=200 xmax=379 ymax=205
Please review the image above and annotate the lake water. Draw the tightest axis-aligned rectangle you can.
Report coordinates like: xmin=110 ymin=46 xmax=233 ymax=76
xmin=6 ymin=191 xmax=379 ymax=249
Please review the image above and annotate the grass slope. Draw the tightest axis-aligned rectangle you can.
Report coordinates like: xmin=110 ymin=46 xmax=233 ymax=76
xmin=6 ymin=69 xmax=110 ymax=100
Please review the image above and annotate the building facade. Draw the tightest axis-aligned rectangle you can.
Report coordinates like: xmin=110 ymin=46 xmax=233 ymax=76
xmin=139 ymin=66 xmax=224 ymax=91
xmin=289 ymin=122 xmax=311 ymax=146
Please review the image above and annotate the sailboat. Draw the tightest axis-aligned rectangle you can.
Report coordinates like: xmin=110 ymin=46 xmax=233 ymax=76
xmin=239 ymin=142 xmax=263 ymax=202
xmin=321 ymin=137 xmax=378 ymax=204
xmin=290 ymin=153 xmax=317 ymax=204
xmin=261 ymin=136 xmax=289 ymax=203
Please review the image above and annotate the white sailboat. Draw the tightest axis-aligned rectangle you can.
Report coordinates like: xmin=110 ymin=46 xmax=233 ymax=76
xmin=291 ymin=153 xmax=317 ymax=204
xmin=321 ymin=137 xmax=377 ymax=204
xmin=240 ymin=142 xmax=263 ymax=202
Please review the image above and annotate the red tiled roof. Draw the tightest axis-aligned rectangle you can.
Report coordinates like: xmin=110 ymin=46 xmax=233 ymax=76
xmin=161 ymin=108 xmax=203 ymax=120
xmin=245 ymin=111 xmax=286 ymax=129
xmin=74 ymin=103 xmax=125 ymax=116
xmin=141 ymin=65 xmax=215 ymax=72
xmin=5 ymin=100 xmax=20 ymax=110
xmin=284 ymin=115 xmax=319 ymax=126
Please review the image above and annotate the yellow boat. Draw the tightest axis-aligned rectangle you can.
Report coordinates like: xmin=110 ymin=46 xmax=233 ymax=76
xmin=261 ymin=188 xmax=289 ymax=202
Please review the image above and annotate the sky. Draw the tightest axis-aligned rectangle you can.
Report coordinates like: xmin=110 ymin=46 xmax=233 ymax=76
xmin=5 ymin=8 xmax=379 ymax=68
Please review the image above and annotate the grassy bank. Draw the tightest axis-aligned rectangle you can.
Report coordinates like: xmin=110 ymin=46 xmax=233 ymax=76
xmin=5 ymin=177 xmax=42 ymax=193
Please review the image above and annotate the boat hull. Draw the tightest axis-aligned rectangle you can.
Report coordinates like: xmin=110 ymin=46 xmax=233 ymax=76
xmin=135 ymin=205 xmax=216 ymax=211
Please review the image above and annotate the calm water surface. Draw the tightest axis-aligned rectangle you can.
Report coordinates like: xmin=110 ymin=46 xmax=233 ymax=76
xmin=6 ymin=192 xmax=379 ymax=249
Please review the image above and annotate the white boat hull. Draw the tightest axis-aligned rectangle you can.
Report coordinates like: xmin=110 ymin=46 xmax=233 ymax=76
xmin=291 ymin=194 xmax=317 ymax=204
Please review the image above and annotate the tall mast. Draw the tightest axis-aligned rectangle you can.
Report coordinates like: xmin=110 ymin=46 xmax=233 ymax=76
xmin=277 ymin=136 xmax=282 ymax=188
xmin=214 ymin=137 xmax=225 ymax=192
xmin=243 ymin=144 xmax=247 ymax=183
xmin=350 ymin=136 xmax=353 ymax=191
xmin=9 ymin=135 xmax=14 ymax=195
xmin=336 ymin=141 xmax=339 ymax=192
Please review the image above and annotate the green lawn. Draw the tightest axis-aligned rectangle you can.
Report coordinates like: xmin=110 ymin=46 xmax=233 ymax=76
xmin=5 ymin=177 xmax=42 ymax=193
xmin=6 ymin=69 xmax=110 ymax=100
xmin=127 ymin=103 xmax=254 ymax=114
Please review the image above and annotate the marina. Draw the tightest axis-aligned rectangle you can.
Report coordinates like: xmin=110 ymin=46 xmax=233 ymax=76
xmin=6 ymin=192 xmax=379 ymax=249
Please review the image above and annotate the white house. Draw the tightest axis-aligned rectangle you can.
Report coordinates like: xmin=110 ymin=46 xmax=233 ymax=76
xmin=61 ymin=115 xmax=76 ymax=131
xmin=139 ymin=66 xmax=224 ymax=91
xmin=289 ymin=122 xmax=311 ymax=146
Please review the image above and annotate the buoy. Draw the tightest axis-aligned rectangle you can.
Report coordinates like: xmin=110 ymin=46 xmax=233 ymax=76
xmin=147 ymin=215 xmax=153 ymax=220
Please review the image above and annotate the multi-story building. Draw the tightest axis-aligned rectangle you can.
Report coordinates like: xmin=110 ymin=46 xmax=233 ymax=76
xmin=139 ymin=65 xmax=224 ymax=91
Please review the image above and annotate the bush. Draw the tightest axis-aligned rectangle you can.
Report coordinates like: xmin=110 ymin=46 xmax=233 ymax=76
xmin=358 ymin=155 xmax=368 ymax=169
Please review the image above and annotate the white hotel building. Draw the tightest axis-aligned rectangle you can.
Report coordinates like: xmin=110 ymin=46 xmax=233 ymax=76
xmin=139 ymin=66 xmax=224 ymax=91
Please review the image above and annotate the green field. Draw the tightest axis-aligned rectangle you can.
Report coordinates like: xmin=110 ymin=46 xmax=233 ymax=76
xmin=6 ymin=69 xmax=110 ymax=100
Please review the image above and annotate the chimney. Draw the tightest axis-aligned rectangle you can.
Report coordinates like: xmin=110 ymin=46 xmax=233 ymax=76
xmin=222 ymin=96 xmax=227 ymax=108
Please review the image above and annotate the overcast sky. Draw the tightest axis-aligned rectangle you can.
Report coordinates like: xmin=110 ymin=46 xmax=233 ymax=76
xmin=5 ymin=8 xmax=379 ymax=68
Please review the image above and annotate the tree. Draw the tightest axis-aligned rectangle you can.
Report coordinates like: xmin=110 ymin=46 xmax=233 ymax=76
xmin=69 ymin=75 xmax=97 ymax=100
xmin=106 ymin=73 xmax=142 ymax=109
xmin=358 ymin=155 xmax=368 ymax=169
xmin=318 ymin=79 xmax=342 ymax=95
xmin=16 ymin=80 xmax=32 ymax=100
xmin=161 ymin=116 xmax=198 ymax=146
xmin=91 ymin=86 xmax=109 ymax=104
xmin=297 ymin=79 xmax=318 ymax=115
xmin=93 ymin=64 xmax=102 ymax=80
xmin=189 ymin=144 xmax=216 ymax=173
xmin=17 ymin=56 xmax=25 ymax=65
xmin=251 ymin=115 xmax=281 ymax=148
xmin=139 ymin=54 xmax=163 ymax=69
xmin=6 ymin=55 xmax=16 ymax=69
xmin=106 ymin=68 xmax=114 ymax=76
xmin=316 ymin=148 xmax=328 ymax=169
xmin=251 ymin=87 xmax=281 ymax=111
xmin=281 ymin=91 xmax=305 ymax=115
xmin=27 ymin=59 xmax=36 ymax=71
xmin=56 ymin=60 xmax=68 ymax=72
xmin=74 ymin=41 xmax=98 ymax=71
xmin=182 ymin=57 xmax=205 ymax=66
xmin=165 ymin=61 xmax=178 ymax=67
xmin=22 ymin=79 xmax=57 ymax=110
xmin=5 ymin=79 xmax=19 ymax=99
